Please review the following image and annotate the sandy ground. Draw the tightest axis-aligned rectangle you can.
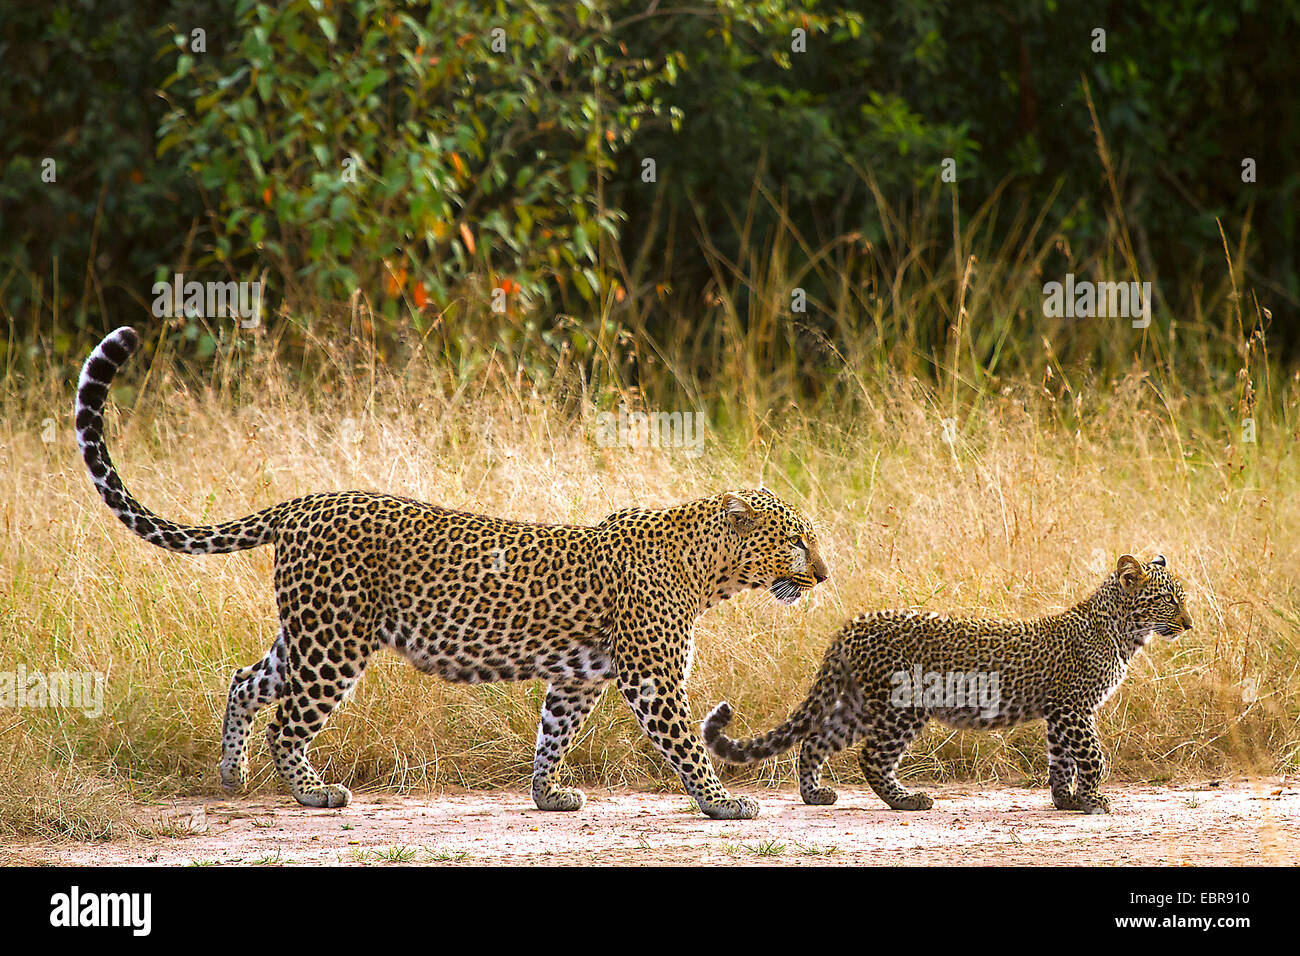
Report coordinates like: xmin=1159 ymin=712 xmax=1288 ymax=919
xmin=5 ymin=777 xmax=1296 ymax=866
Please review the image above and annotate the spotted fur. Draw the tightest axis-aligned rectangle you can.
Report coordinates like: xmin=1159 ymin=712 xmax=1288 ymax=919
xmin=76 ymin=327 xmax=829 ymax=818
xmin=704 ymin=555 xmax=1192 ymax=814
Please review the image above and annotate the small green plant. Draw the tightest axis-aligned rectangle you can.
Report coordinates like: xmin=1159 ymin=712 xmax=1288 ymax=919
xmin=423 ymin=847 xmax=470 ymax=863
xmin=793 ymin=842 xmax=839 ymax=857
xmin=373 ymin=845 xmax=418 ymax=863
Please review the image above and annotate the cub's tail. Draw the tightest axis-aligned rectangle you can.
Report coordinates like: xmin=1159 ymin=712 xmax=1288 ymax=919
xmin=75 ymin=326 xmax=287 ymax=554
xmin=703 ymin=691 xmax=824 ymax=765
xmin=703 ymin=649 xmax=850 ymax=764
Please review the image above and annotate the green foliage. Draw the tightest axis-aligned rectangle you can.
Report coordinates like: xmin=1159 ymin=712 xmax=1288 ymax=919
xmin=0 ymin=1 xmax=221 ymax=356
xmin=159 ymin=0 xmax=669 ymax=318
xmin=615 ymin=1 xmax=1299 ymax=346
xmin=1 ymin=0 xmax=1296 ymax=364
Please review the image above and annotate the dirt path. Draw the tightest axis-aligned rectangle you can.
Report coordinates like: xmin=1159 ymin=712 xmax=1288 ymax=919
xmin=6 ymin=777 xmax=1296 ymax=866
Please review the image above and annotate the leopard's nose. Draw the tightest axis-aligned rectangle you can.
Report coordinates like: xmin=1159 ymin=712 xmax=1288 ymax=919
xmin=812 ymin=561 xmax=829 ymax=584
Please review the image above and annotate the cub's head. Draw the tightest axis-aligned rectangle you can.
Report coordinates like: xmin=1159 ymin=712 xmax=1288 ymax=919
xmin=1115 ymin=554 xmax=1193 ymax=641
xmin=720 ymin=489 xmax=829 ymax=605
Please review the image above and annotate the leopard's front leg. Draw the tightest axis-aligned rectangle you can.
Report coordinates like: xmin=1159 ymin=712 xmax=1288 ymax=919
xmin=616 ymin=668 xmax=758 ymax=819
xmin=1051 ymin=710 xmax=1110 ymax=814
xmin=1046 ymin=712 xmax=1081 ymax=811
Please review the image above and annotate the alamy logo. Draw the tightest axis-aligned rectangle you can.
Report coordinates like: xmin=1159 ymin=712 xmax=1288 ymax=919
xmin=50 ymin=886 xmax=151 ymax=936
xmin=0 ymin=665 xmax=103 ymax=718
xmin=594 ymin=405 xmax=706 ymax=458
xmin=1042 ymin=273 xmax=1151 ymax=328
xmin=890 ymin=667 xmax=1001 ymax=719
xmin=152 ymin=271 xmax=263 ymax=328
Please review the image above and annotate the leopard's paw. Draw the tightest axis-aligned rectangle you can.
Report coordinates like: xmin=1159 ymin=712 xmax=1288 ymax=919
xmin=700 ymin=794 xmax=760 ymax=820
xmin=887 ymin=791 xmax=933 ymax=811
xmin=1052 ymin=791 xmax=1082 ymax=811
xmin=296 ymin=783 xmax=352 ymax=809
xmin=219 ymin=757 xmax=248 ymax=794
xmin=533 ymin=785 xmax=587 ymax=812
xmin=1076 ymin=793 xmax=1111 ymax=814
xmin=802 ymin=786 xmax=838 ymax=806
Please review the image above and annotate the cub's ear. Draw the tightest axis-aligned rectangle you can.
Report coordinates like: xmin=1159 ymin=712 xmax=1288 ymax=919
xmin=722 ymin=492 xmax=758 ymax=534
xmin=1116 ymin=554 xmax=1148 ymax=589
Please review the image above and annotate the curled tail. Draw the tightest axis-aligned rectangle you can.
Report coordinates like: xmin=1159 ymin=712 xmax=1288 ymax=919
xmin=702 ymin=697 xmax=819 ymax=765
xmin=703 ymin=650 xmax=850 ymax=764
xmin=75 ymin=326 xmax=286 ymax=554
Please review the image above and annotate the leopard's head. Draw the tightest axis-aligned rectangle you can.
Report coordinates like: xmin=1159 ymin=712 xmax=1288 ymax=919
xmin=720 ymin=489 xmax=829 ymax=605
xmin=1116 ymin=554 xmax=1194 ymax=642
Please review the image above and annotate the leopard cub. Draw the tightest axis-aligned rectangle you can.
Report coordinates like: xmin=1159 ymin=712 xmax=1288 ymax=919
xmin=705 ymin=555 xmax=1192 ymax=814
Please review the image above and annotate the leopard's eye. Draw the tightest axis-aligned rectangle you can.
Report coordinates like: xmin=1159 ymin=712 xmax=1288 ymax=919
xmin=790 ymin=536 xmax=807 ymax=551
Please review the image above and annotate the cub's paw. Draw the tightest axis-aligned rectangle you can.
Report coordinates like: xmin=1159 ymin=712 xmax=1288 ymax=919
xmin=533 ymin=785 xmax=587 ymax=812
xmin=888 ymin=791 xmax=934 ymax=811
xmin=297 ymin=784 xmax=353 ymax=809
xmin=1052 ymin=791 xmax=1082 ymax=811
xmin=802 ymin=787 xmax=838 ymax=806
xmin=701 ymin=794 xmax=760 ymax=820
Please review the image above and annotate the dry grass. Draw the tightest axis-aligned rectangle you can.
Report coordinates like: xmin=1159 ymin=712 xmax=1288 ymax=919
xmin=2 ymin=310 xmax=1297 ymax=842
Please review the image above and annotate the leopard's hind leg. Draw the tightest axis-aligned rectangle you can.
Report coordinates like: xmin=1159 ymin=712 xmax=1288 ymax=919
xmin=532 ymin=680 xmax=606 ymax=811
xmin=798 ymin=735 xmax=846 ymax=805
xmin=860 ymin=710 xmax=933 ymax=810
xmin=220 ymin=628 xmax=289 ymax=793
xmin=266 ymin=613 xmax=374 ymax=809
xmin=797 ymin=699 xmax=861 ymax=806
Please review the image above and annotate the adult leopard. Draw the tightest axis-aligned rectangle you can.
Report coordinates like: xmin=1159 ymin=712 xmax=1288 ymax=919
xmin=704 ymin=555 xmax=1192 ymax=814
xmin=75 ymin=327 xmax=829 ymax=819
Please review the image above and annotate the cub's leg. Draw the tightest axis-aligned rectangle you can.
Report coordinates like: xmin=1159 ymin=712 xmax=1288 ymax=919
xmin=1046 ymin=712 xmax=1081 ymax=811
xmin=860 ymin=711 xmax=933 ymax=810
xmin=1053 ymin=711 xmax=1110 ymax=813
xmin=266 ymin=616 xmax=373 ymax=809
xmin=219 ymin=628 xmax=288 ymax=793
xmin=798 ymin=734 xmax=846 ymax=805
xmin=532 ymin=681 xmax=605 ymax=811
xmin=799 ymin=691 xmax=866 ymax=804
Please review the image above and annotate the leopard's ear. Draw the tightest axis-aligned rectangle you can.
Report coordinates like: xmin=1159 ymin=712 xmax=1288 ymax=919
xmin=722 ymin=492 xmax=758 ymax=534
xmin=1116 ymin=554 xmax=1148 ymax=589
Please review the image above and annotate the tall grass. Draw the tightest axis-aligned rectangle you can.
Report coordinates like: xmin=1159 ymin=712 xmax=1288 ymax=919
xmin=2 ymin=161 xmax=1296 ymax=841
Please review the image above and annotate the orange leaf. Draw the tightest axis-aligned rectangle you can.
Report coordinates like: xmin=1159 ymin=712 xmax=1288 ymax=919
xmin=262 ymin=186 xmax=273 ymax=205
xmin=412 ymin=282 xmax=429 ymax=309
xmin=383 ymin=266 xmax=408 ymax=298
xmin=459 ymin=222 xmax=476 ymax=255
